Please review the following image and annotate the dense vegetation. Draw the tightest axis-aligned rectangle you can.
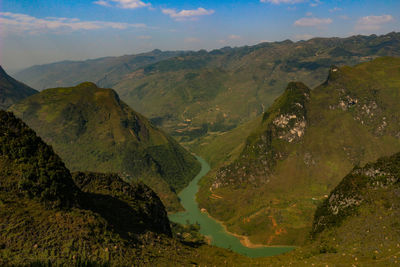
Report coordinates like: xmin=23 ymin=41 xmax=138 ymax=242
xmin=197 ymin=57 xmax=400 ymax=246
xmin=14 ymin=33 xmax=400 ymax=145
xmin=9 ymin=82 xmax=200 ymax=212
xmin=0 ymin=66 xmax=37 ymax=110
xmin=4 ymin=32 xmax=400 ymax=265
xmin=0 ymin=110 xmax=257 ymax=266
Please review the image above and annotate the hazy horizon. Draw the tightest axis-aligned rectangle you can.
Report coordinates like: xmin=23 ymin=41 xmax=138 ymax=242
xmin=1 ymin=0 xmax=399 ymax=71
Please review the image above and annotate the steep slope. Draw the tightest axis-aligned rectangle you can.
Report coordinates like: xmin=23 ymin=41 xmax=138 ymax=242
xmin=260 ymin=153 xmax=400 ymax=266
xmin=0 ymin=66 xmax=37 ymax=110
xmin=0 ymin=110 xmax=259 ymax=266
xmin=113 ymin=32 xmax=400 ymax=142
xmin=14 ymin=49 xmax=185 ymax=90
xmin=198 ymin=57 xmax=400 ymax=246
xmin=0 ymin=111 xmax=171 ymax=264
xmin=9 ymin=82 xmax=200 ymax=211
xmin=14 ymin=33 xmax=400 ymax=143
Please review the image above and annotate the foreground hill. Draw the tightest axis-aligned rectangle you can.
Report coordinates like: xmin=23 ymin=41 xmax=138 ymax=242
xmin=2 ymin=110 xmax=398 ymax=265
xmin=264 ymin=152 xmax=400 ymax=266
xmin=0 ymin=110 xmax=256 ymax=266
xmin=0 ymin=66 xmax=37 ymax=110
xmin=9 ymin=82 xmax=200 ymax=211
xmin=14 ymin=49 xmax=185 ymax=90
xmin=197 ymin=57 xmax=400 ymax=246
xmin=14 ymin=33 xmax=400 ymax=142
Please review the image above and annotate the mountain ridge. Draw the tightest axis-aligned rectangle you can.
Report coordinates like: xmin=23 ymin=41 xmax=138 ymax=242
xmin=197 ymin=57 xmax=400 ymax=246
xmin=0 ymin=66 xmax=37 ymax=110
xmin=14 ymin=33 xmax=400 ymax=145
xmin=9 ymin=82 xmax=200 ymax=211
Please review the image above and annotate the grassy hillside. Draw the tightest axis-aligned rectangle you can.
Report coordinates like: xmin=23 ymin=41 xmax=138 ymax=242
xmin=14 ymin=33 xmax=400 ymax=145
xmin=197 ymin=57 xmax=400 ymax=246
xmin=0 ymin=66 xmax=37 ymax=110
xmin=257 ymin=152 xmax=400 ymax=266
xmin=2 ymin=108 xmax=399 ymax=267
xmin=0 ymin=110 xmax=262 ymax=266
xmin=191 ymin=114 xmax=262 ymax=168
xmin=111 ymin=32 xmax=400 ymax=143
xmin=14 ymin=49 xmax=185 ymax=90
xmin=9 ymin=82 xmax=200 ymax=212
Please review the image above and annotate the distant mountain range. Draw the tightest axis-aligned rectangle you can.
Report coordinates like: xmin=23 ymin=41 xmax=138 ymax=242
xmin=14 ymin=49 xmax=185 ymax=90
xmin=0 ymin=66 xmax=37 ymax=110
xmin=9 ymin=82 xmax=200 ymax=212
xmin=14 ymin=32 xmax=400 ymax=143
xmin=197 ymin=57 xmax=400 ymax=246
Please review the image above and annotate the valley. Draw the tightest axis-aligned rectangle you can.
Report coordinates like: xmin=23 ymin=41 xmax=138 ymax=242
xmin=169 ymin=156 xmax=294 ymax=257
xmin=2 ymin=24 xmax=400 ymax=265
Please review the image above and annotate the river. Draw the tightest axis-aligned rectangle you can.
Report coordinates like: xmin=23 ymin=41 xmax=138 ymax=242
xmin=169 ymin=156 xmax=294 ymax=258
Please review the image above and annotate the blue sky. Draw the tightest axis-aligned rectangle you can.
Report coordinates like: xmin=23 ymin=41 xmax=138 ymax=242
xmin=1 ymin=0 xmax=399 ymax=70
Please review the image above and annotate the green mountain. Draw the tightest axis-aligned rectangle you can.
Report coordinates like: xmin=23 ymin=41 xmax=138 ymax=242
xmin=14 ymin=33 xmax=400 ymax=143
xmin=14 ymin=49 xmax=185 ymax=90
xmin=9 ymin=82 xmax=200 ymax=211
xmin=261 ymin=152 xmax=400 ymax=266
xmin=197 ymin=57 xmax=400 ymax=246
xmin=0 ymin=66 xmax=37 ymax=110
xmin=0 ymin=110 xmax=254 ymax=266
xmin=87 ymin=32 xmax=400 ymax=143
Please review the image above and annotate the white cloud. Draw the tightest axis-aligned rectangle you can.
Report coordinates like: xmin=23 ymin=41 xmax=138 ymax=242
xmin=261 ymin=0 xmax=322 ymax=7
xmin=94 ymin=0 xmax=151 ymax=9
xmin=309 ymin=0 xmax=322 ymax=7
xmin=355 ymin=14 xmax=394 ymax=31
xmin=0 ymin=12 xmax=147 ymax=35
xmin=93 ymin=0 xmax=111 ymax=7
xmin=306 ymin=12 xmax=313 ymax=16
xmin=162 ymin=7 xmax=214 ymax=21
xmin=260 ymin=0 xmax=305 ymax=4
xmin=329 ymin=7 xmax=342 ymax=13
xmin=294 ymin=17 xmax=332 ymax=27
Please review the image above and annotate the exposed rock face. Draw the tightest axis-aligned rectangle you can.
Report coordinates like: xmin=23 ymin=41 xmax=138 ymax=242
xmin=312 ymin=152 xmax=400 ymax=235
xmin=213 ymin=82 xmax=310 ymax=188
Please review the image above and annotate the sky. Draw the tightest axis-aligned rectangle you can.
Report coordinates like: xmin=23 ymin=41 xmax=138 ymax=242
xmin=1 ymin=0 xmax=399 ymax=71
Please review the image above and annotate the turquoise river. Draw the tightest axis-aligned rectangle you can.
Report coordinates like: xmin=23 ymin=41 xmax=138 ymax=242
xmin=169 ymin=156 xmax=294 ymax=258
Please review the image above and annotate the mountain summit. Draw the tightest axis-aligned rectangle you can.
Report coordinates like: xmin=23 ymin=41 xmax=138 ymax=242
xmin=198 ymin=57 xmax=400 ymax=245
xmin=0 ymin=66 xmax=37 ymax=110
xmin=9 ymin=82 xmax=200 ymax=211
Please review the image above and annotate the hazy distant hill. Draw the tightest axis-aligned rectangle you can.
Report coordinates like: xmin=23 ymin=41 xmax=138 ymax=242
xmin=15 ymin=33 xmax=400 ymax=143
xmin=104 ymin=32 xmax=400 ymax=141
xmin=197 ymin=57 xmax=400 ymax=246
xmin=14 ymin=49 xmax=185 ymax=90
xmin=9 ymin=82 xmax=200 ymax=211
xmin=0 ymin=66 xmax=37 ymax=110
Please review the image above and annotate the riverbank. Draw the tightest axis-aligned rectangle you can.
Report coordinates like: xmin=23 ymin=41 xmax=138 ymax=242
xmin=201 ymin=209 xmax=292 ymax=249
xmin=169 ymin=156 xmax=294 ymax=257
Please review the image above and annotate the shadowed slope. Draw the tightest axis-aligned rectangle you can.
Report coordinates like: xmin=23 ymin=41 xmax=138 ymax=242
xmin=0 ymin=66 xmax=37 ymax=110
xmin=9 ymin=82 xmax=200 ymax=211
